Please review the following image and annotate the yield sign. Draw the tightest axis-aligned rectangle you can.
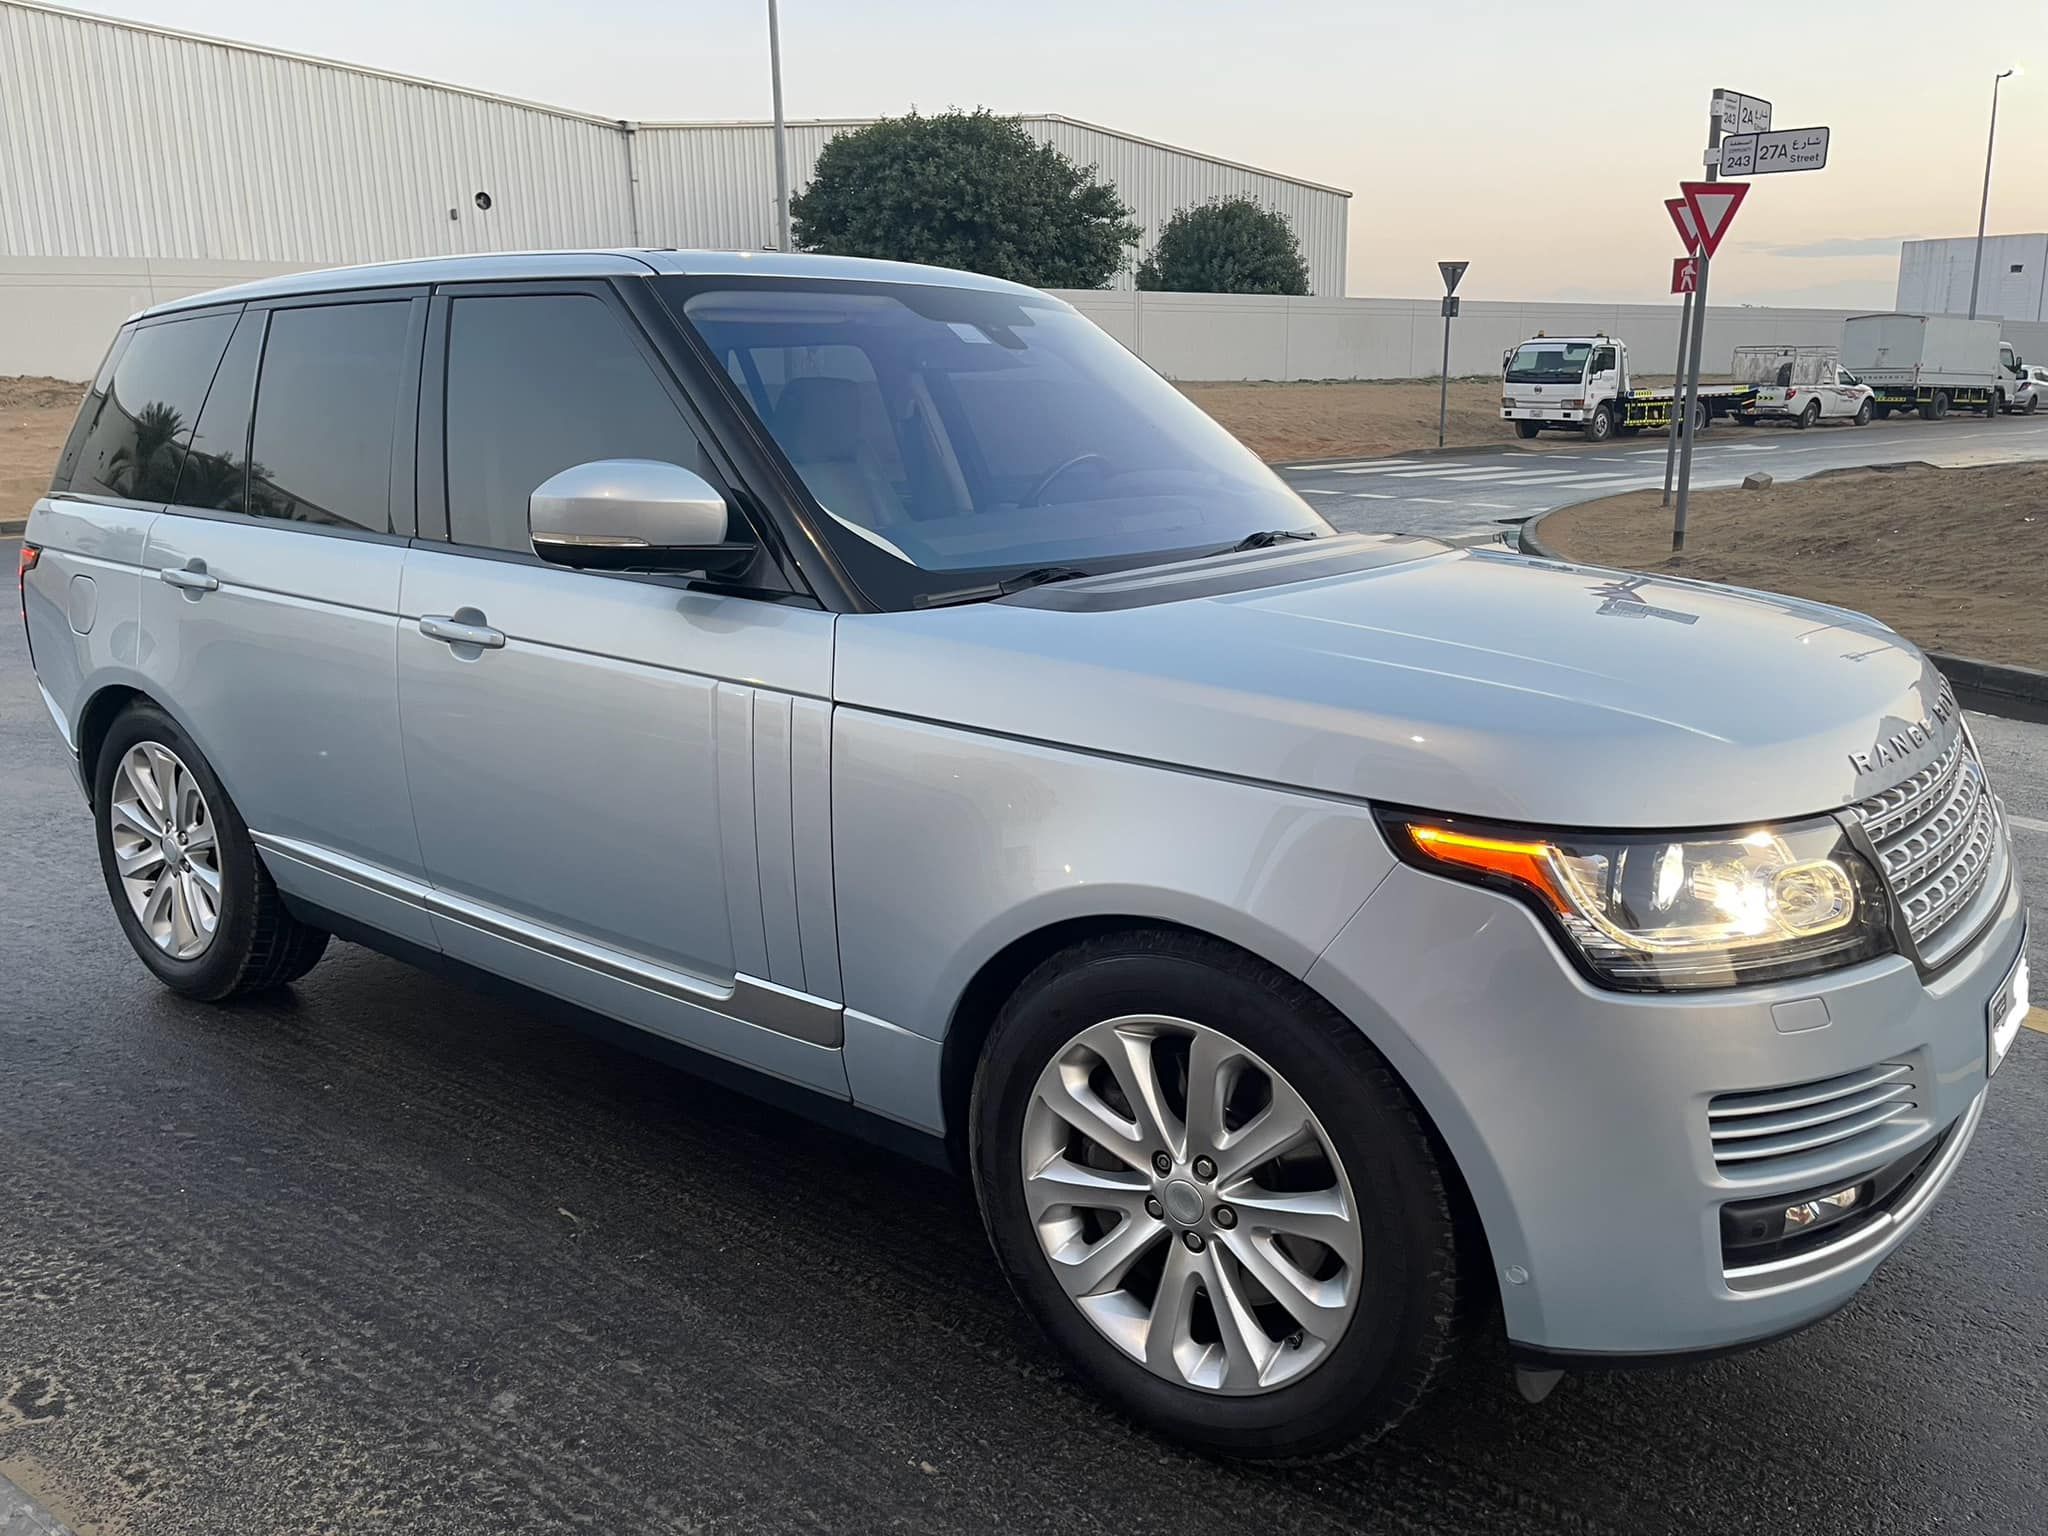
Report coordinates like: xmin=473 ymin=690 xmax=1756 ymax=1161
xmin=1438 ymin=260 xmax=1470 ymax=295
xmin=1672 ymin=257 xmax=1698 ymax=295
xmin=1679 ymin=180 xmax=1750 ymax=259
xmin=1664 ymin=196 xmax=1702 ymax=256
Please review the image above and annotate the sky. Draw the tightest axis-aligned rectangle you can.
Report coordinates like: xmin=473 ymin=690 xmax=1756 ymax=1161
xmin=76 ymin=0 xmax=2048 ymax=305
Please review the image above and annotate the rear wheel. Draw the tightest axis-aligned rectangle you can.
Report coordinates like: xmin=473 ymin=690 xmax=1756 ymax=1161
xmin=1931 ymin=391 xmax=1951 ymax=419
xmin=1513 ymin=420 xmax=1541 ymax=440
xmin=1581 ymin=404 xmax=1614 ymax=443
xmin=93 ymin=704 xmax=329 ymax=1000
xmin=1854 ymin=398 xmax=1874 ymax=426
xmin=2029 ymin=394 xmax=2041 ymax=414
xmin=971 ymin=931 xmax=1460 ymax=1461
xmin=1795 ymin=400 xmax=1821 ymax=430
xmin=1989 ymin=391 xmax=2006 ymax=418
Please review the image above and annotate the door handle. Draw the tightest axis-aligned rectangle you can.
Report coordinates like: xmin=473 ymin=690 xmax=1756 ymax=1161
xmin=159 ymin=565 xmax=219 ymax=593
xmin=419 ymin=614 xmax=506 ymax=649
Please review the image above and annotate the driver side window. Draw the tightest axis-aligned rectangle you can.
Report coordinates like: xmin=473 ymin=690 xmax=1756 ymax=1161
xmin=1590 ymin=347 xmax=1617 ymax=373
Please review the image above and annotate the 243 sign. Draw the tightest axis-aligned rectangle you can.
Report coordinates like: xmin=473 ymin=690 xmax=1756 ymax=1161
xmin=1721 ymin=127 xmax=1830 ymax=176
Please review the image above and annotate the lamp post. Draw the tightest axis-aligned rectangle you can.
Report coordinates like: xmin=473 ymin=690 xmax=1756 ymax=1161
xmin=768 ymin=0 xmax=792 ymax=251
xmin=1968 ymin=67 xmax=2019 ymax=320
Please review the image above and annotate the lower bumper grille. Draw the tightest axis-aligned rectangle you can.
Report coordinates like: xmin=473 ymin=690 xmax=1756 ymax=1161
xmin=1709 ymin=1062 xmax=1921 ymax=1178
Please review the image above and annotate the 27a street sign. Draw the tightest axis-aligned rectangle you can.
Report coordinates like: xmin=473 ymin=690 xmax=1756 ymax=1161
xmin=1672 ymin=257 xmax=1698 ymax=295
xmin=1719 ymin=126 xmax=1829 ymax=177
xmin=1714 ymin=89 xmax=1772 ymax=135
xmin=1664 ymin=196 xmax=1702 ymax=255
xmin=1438 ymin=260 xmax=1469 ymax=294
xmin=1679 ymin=180 xmax=1750 ymax=259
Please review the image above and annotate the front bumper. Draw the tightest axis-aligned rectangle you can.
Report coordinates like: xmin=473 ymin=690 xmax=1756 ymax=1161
xmin=1502 ymin=407 xmax=1583 ymax=423
xmin=1304 ymin=859 xmax=2024 ymax=1357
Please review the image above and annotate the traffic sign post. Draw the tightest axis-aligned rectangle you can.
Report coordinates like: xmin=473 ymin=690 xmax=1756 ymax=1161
xmin=1436 ymin=261 xmax=1469 ymax=448
xmin=1662 ymin=197 xmax=1703 ymax=506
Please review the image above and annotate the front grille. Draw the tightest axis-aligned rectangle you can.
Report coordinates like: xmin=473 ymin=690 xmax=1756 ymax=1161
xmin=1852 ymin=723 xmax=1999 ymax=957
xmin=1709 ymin=1062 xmax=1919 ymax=1176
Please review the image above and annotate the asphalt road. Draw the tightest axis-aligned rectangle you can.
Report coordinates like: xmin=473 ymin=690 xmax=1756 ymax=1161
xmin=1279 ymin=406 xmax=2048 ymax=541
xmin=1 ymin=538 xmax=2044 ymax=1536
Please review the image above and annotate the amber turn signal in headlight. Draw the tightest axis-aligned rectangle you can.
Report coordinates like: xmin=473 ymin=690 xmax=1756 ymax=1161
xmin=1379 ymin=811 xmax=1895 ymax=991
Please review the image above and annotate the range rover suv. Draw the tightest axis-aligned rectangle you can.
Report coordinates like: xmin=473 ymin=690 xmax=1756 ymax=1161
xmin=20 ymin=250 xmax=2029 ymax=1459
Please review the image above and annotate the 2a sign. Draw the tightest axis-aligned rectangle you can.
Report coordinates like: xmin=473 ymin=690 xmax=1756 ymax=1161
xmin=1720 ymin=127 xmax=1830 ymax=177
xmin=1714 ymin=89 xmax=1772 ymax=136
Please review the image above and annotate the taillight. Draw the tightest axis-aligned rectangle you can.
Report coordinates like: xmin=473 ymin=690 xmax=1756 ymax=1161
xmin=17 ymin=543 xmax=37 ymax=631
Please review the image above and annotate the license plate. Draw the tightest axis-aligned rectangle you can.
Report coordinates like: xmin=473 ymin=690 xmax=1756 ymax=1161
xmin=1988 ymin=929 xmax=2030 ymax=1077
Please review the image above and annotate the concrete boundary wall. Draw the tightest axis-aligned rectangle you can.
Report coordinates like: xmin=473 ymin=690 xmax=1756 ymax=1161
xmin=1048 ymin=290 xmax=2048 ymax=382
xmin=11 ymin=260 xmax=2048 ymax=384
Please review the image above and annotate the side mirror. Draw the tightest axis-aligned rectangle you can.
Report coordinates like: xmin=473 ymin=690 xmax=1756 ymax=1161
xmin=529 ymin=459 xmax=753 ymax=574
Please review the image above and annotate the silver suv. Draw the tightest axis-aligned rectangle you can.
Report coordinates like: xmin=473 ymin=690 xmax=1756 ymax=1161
xmin=21 ymin=251 xmax=2030 ymax=1459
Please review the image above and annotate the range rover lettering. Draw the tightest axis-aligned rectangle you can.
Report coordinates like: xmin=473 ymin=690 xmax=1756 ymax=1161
xmin=20 ymin=251 xmax=2029 ymax=1459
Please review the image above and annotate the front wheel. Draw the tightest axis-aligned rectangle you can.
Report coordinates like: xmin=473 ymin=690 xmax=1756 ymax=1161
xmin=971 ymin=931 xmax=1460 ymax=1460
xmin=93 ymin=703 xmax=329 ymax=1000
xmin=1582 ymin=403 xmax=1614 ymax=443
xmin=1854 ymin=398 xmax=1874 ymax=426
xmin=1513 ymin=420 xmax=1541 ymax=439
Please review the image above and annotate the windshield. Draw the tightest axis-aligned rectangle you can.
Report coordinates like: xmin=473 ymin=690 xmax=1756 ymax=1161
xmin=669 ymin=279 xmax=1325 ymax=598
xmin=1504 ymin=342 xmax=1592 ymax=385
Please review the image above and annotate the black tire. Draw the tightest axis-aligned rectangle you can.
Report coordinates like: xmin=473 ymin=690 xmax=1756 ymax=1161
xmin=1931 ymin=391 xmax=1951 ymax=420
xmin=1989 ymin=391 xmax=2005 ymax=418
xmin=1854 ymin=398 xmax=1874 ymax=426
xmin=1795 ymin=399 xmax=1821 ymax=430
xmin=970 ymin=929 xmax=1460 ymax=1461
xmin=1917 ymin=401 xmax=1936 ymax=421
xmin=93 ymin=703 xmax=329 ymax=1001
xmin=1513 ymin=420 xmax=1541 ymax=439
xmin=1733 ymin=413 xmax=1756 ymax=426
xmin=2029 ymin=395 xmax=2041 ymax=415
xmin=1693 ymin=398 xmax=1712 ymax=434
xmin=1875 ymin=404 xmax=1893 ymax=420
xmin=1582 ymin=403 xmax=1614 ymax=443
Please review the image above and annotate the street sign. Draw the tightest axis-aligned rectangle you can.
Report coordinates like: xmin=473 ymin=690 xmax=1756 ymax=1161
xmin=1664 ymin=196 xmax=1702 ymax=255
xmin=1671 ymin=257 xmax=1698 ymax=294
xmin=1438 ymin=260 xmax=1469 ymax=295
xmin=1433 ymin=262 xmax=1468 ymax=446
xmin=1714 ymin=89 xmax=1772 ymax=135
xmin=1440 ymin=295 xmax=1460 ymax=317
xmin=1719 ymin=126 xmax=1829 ymax=177
xmin=1679 ymin=180 xmax=1750 ymax=258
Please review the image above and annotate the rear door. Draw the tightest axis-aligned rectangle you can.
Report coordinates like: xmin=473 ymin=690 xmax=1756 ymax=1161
xmin=139 ymin=289 xmax=435 ymax=947
xmin=397 ymin=280 xmax=844 ymax=1091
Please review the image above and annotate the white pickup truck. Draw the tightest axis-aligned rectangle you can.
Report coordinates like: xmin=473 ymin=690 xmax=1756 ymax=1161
xmin=1501 ymin=334 xmax=1755 ymax=443
xmin=1730 ymin=346 xmax=1875 ymax=428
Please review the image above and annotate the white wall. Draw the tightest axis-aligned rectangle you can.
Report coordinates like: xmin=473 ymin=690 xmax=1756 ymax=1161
xmin=1051 ymin=290 xmax=2048 ymax=381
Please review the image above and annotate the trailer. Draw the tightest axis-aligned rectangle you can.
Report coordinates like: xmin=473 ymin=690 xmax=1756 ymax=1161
xmin=1839 ymin=314 xmax=2024 ymax=420
xmin=1500 ymin=335 xmax=1756 ymax=442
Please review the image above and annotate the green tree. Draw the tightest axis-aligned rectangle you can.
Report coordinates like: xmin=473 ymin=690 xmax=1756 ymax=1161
xmin=1135 ymin=197 xmax=1311 ymax=295
xmin=791 ymin=110 xmax=1140 ymax=288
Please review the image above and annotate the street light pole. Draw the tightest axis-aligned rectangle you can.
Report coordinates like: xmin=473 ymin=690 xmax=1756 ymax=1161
xmin=767 ymin=0 xmax=793 ymax=251
xmin=1968 ymin=68 xmax=2016 ymax=320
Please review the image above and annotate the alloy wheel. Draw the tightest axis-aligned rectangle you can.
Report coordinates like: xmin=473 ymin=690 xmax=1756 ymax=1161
xmin=108 ymin=741 xmax=222 ymax=960
xmin=1019 ymin=1015 xmax=1363 ymax=1395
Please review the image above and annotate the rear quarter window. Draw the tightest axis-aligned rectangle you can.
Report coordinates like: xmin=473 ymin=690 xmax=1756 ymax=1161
xmin=53 ymin=314 xmax=236 ymax=503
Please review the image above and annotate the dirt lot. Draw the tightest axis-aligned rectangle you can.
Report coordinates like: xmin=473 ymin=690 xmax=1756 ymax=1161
xmin=1179 ymin=379 xmax=1521 ymax=461
xmin=1539 ymin=463 xmax=2046 ymax=669
xmin=2 ymin=376 xmax=81 ymax=525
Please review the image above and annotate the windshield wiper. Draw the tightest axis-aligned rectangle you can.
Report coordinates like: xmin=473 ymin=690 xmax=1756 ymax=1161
xmin=1212 ymin=528 xmax=1321 ymax=555
xmin=913 ymin=566 xmax=1096 ymax=609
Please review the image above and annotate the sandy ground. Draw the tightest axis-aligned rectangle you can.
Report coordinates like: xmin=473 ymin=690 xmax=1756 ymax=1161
xmin=1540 ymin=463 xmax=2046 ymax=669
xmin=1 ymin=377 xmax=80 ymax=526
xmin=1178 ymin=379 xmax=1518 ymax=460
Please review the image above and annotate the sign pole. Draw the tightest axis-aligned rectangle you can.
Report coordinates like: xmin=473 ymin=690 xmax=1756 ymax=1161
xmin=1435 ymin=262 xmax=1468 ymax=448
xmin=1662 ymin=286 xmax=1692 ymax=505
xmin=1673 ymin=104 xmax=1721 ymax=554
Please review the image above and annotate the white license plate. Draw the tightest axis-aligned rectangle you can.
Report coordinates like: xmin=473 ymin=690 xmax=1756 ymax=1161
xmin=1988 ymin=931 xmax=2029 ymax=1077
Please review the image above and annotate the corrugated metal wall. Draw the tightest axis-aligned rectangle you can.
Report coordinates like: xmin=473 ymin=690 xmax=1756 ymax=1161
xmin=0 ymin=2 xmax=1350 ymax=292
xmin=635 ymin=117 xmax=1350 ymax=294
xmin=1896 ymin=236 xmax=2048 ymax=323
xmin=0 ymin=2 xmax=635 ymax=265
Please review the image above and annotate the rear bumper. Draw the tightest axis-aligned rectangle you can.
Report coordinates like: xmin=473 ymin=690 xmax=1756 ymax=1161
xmin=1305 ymin=858 xmax=2024 ymax=1357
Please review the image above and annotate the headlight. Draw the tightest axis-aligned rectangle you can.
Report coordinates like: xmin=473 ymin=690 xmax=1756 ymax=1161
xmin=1378 ymin=811 xmax=1894 ymax=991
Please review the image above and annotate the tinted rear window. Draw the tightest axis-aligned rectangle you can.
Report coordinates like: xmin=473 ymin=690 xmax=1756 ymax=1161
xmin=55 ymin=314 xmax=235 ymax=502
xmin=248 ymin=302 xmax=412 ymax=533
xmin=172 ymin=311 xmax=264 ymax=512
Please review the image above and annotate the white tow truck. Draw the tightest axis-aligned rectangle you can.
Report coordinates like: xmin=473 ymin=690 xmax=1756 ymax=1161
xmin=1729 ymin=345 xmax=1875 ymax=428
xmin=1500 ymin=334 xmax=1757 ymax=443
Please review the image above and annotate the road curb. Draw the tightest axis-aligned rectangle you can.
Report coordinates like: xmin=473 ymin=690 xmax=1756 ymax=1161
xmin=0 ymin=518 xmax=25 ymax=537
xmin=1516 ymin=508 xmax=2048 ymax=718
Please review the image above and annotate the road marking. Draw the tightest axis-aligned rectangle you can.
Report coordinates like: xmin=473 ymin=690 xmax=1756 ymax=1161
xmin=1506 ymin=452 xmax=1590 ymax=459
xmin=1334 ymin=462 xmax=1463 ymax=476
xmin=1285 ymin=458 xmax=1418 ymax=470
xmin=1466 ymin=502 xmax=1518 ymax=510
xmin=1300 ymin=488 xmax=1396 ymax=499
xmin=1426 ymin=466 xmax=1579 ymax=481
xmin=2007 ymin=812 xmax=2048 ymax=836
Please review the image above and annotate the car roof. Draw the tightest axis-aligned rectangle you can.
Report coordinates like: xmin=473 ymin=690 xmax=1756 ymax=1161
xmin=137 ymin=249 xmax=1049 ymax=320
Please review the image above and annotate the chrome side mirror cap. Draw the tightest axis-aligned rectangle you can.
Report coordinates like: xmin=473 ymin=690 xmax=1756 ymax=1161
xmin=529 ymin=459 xmax=752 ymax=574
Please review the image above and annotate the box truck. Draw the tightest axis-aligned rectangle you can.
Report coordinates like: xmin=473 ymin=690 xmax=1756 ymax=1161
xmin=1839 ymin=314 xmax=2024 ymax=420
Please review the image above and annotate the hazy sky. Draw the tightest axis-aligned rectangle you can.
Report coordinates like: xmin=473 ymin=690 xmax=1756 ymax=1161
xmin=82 ymin=0 xmax=2048 ymax=304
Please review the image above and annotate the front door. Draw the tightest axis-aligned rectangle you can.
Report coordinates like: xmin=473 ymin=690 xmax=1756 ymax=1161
xmin=396 ymin=283 xmax=844 ymax=1091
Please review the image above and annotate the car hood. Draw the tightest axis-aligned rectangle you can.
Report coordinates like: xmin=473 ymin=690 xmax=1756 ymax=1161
xmin=833 ymin=537 xmax=1954 ymax=828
